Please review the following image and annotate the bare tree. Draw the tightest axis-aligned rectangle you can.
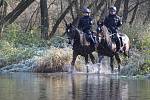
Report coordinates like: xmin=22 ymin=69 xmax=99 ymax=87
xmin=0 ymin=0 xmax=7 ymax=38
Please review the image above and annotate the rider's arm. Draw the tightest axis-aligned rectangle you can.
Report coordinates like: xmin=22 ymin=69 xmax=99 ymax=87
xmin=117 ymin=16 xmax=122 ymax=27
xmin=78 ymin=18 xmax=83 ymax=30
xmin=103 ymin=17 xmax=109 ymax=27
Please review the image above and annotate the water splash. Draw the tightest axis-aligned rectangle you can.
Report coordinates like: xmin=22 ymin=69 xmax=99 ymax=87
xmin=78 ymin=56 xmax=112 ymax=74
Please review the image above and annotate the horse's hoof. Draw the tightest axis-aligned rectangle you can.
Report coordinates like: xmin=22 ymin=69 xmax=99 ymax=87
xmin=68 ymin=69 xmax=76 ymax=74
xmin=87 ymin=70 xmax=89 ymax=73
xmin=97 ymin=68 xmax=100 ymax=74
xmin=68 ymin=66 xmax=75 ymax=74
xmin=111 ymin=70 xmax=114 ymax=74
xmin=86 ymin=64 xmax=89 ymax=73
xmin=68 ymin=69 xmax=73 ymax=74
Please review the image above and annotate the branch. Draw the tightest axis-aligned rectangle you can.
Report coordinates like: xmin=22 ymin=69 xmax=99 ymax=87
xmin=49 ymin=0 xmax=75 ymax=38
xmin=128 ymin=0 xmax=148 ymax=13
xmin=1 ymin=0 xmax=35 ymax=25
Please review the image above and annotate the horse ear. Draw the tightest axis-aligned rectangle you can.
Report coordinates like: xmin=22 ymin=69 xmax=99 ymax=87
xmin=65 ymin=23 xmax=69 ymax=27
xmin=69 ymin=23 xmax=72 ymax=27
xmin=97 ymin=20 xmax=104 ymax=26
xmin=97 ymin=21 xmax=100 ymax=26
xmin=101 ymin=22 xmax=104 ymax=26
xmin=64 ymin=18 xmax=69 ymax=27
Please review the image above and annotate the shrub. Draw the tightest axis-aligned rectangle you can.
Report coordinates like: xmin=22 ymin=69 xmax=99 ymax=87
xmin=122 ymin=24 xmax=150 ymax=50
xmin=0 ymin=40 xmax=36 ymax=67
xmin=33 ymin=47 xmax=88 ymax=73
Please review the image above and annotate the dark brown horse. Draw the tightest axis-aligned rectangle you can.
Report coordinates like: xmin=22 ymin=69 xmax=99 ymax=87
xmin=96 ymin=23 xmax=130 ymax=72
xmin=65 ymin=23 xmax=95 ymax=72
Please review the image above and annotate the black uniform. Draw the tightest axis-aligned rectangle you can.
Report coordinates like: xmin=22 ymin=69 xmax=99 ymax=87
xmin=104 ymin=14 xmax=122 ymax=34
xmin=78 ymin=15 xmax=96 ymax=44
xmin=104 ymin=14 xmax=122 ymax=51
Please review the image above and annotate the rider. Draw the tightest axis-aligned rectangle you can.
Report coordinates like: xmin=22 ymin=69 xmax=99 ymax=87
xmin=103 ymin=6 xmax=122 ymax=52
xmin=78 ymin=7 xmax=96 ymax=46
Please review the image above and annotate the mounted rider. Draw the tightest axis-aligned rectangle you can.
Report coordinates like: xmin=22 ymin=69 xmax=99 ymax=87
xmin=103 ymin=6 xmax=122 ymax=52
xmin=78 ymin=7 xmax=96 ymax=47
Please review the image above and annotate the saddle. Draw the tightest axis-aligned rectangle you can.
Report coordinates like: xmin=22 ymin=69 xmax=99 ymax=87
xmin=80 ymin=31 xmax=96 ymax=46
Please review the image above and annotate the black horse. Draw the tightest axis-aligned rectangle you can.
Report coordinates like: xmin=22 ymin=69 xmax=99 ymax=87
xmin=96 ymin=22 xmax=130 ymax=72
xmin=65 ymin=23 xmax=95 ymax=72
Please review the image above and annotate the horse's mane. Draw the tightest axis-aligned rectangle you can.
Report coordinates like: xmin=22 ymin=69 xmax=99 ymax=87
xmin=72 ymin=26 xmax=90 ymax=46
xmin=101 ymin=25 xmax=112 ymax=45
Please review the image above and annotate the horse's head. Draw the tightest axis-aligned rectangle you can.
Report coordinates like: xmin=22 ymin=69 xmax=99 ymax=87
xmin=96 ymin=21 xmax=112 ymax=45
xmin=65 ymin=23 xmax=91 ymax=46
xmin=96 ymin=21 xmax=105 ymax=37
xmin=65 ymin=23 xmax=76 ymax=42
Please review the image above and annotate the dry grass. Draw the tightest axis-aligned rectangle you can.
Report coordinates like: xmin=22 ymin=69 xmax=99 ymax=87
xmin=33 ymin=47 xmax=86 ymax=73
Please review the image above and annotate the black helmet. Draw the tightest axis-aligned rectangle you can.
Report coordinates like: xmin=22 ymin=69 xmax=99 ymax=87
xmin=109 ymin=6 xmax=117 ymax=12
xmin=82 ymin=7 xmax=91 ymax=13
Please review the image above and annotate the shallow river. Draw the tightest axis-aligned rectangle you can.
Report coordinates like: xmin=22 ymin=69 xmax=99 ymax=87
xmin=0 ymin=73 xmax=150 ymax=100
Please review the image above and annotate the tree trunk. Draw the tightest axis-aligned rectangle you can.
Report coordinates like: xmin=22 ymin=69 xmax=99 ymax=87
xmin=92 ymin=0 xmax=106 ymax=17
xmin=40 ymin=0 xmax=49 ymax=40
xmin=107 ymin=0 xmax=112 ymax=8
xmin=129 ymin=1 xmax=139 ymax=25
xmin=99 ymin=4 xmax=107 ymax=22
xmin=143 ymin=0 xmax=150 ymax=25
xmin=68 ymin=0 xmax=75 ymax=20
xmin=80 ymin=0 xmax=84 ymax=9
xmin=122 ymin=0 xmax=129 ymax=23
xmin=0 ymin=0 xmax=3 ymax=7
xmin=0 ymin=0 xmax=7 ymax=38
xmin=114 ymin=0 xmax=122 ymax=14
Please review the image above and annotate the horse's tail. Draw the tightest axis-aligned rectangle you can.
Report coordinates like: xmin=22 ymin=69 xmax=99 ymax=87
xmin=123 ymin=44 xmax=128 ymax=57
xmin=123 ymin=39 xmax=130 ymax=58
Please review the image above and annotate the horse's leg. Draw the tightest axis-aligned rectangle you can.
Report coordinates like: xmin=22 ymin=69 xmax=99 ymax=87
xmin=98 ymin=54 xmax=104 ymax=63
xmin=71 ymin=51 xmax=78 ymax=72
xmin=89 ymin=53 xmax=95 ymax=64
xmin=127 ymin=50 xmax=130 ymax=58
xmin=110 ymin=57 xmax=114 ymax=73
xmin=115 ymin=53 xmax=121 ymax=72
xmin=85 ymin=54 xmax=89 ymax=73
xmin=98 ymin=54 xmax=104 ymax=73
xmin=124 ymin=48 xmax=130 ymax=58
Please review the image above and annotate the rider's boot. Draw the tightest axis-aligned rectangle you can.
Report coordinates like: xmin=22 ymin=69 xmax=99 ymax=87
xmin=115 ymin=36 xmax=121 ymax=52
xmin=120 ymin=37 xmax=123 ymax=46
xmin=90 ymin=35 xmax=98 ymax=50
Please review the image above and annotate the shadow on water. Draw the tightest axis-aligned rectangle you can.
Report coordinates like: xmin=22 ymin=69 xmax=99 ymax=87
xmin=0 ymin=73 xmax=150 ymax=100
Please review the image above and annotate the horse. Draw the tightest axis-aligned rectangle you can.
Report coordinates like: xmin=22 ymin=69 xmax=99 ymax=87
xmin=65 ymin=23 xmax=96 ymax=73
xmin=96 ymin=22 xmax=130 ymax=72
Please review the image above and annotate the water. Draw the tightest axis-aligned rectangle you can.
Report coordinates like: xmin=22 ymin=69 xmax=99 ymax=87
xmin=0 ymin=73 xmax=150 ymax=100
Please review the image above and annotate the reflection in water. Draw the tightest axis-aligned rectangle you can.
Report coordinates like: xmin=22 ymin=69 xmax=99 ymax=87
xmin=71 ymin=75 xmax=127 ymax=100
xmin=38 ymin=83 xmax=48 ymax=100
xmin=0 ymin=73 xmax=150 ymax=100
